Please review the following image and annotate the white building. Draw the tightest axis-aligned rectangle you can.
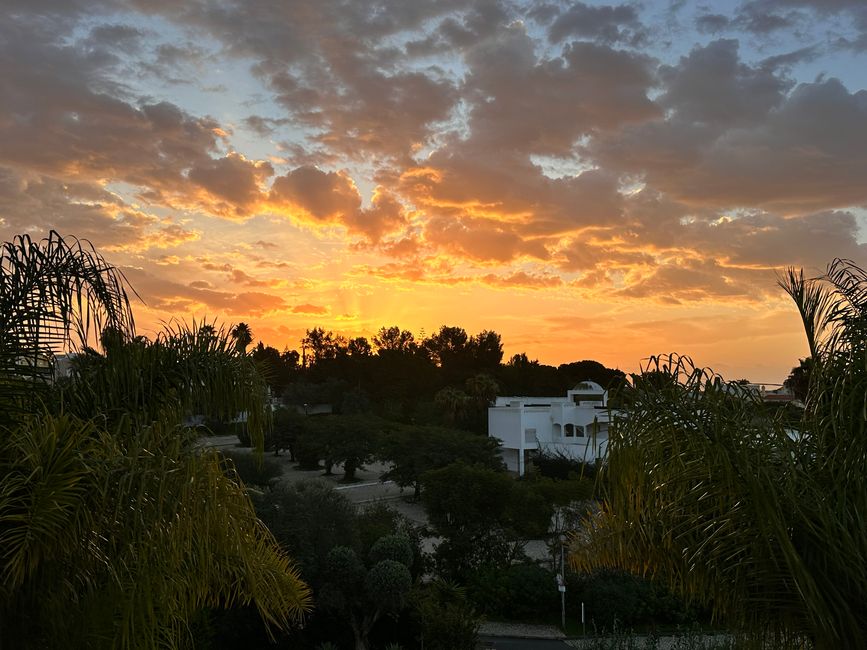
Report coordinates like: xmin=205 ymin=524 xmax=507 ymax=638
xmin=488 ymin=381 xmax=613 ymax=475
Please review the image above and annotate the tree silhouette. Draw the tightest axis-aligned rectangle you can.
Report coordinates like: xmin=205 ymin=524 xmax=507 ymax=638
xmin=231 ymin=321 xmax=253 ymax=353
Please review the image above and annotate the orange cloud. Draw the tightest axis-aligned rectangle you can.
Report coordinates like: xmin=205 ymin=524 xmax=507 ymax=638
xmin=292 ymin=303 xmax=328 ymax=315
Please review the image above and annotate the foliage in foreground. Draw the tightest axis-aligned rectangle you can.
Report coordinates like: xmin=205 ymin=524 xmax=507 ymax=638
xmin=572 ymin=261 xmax=867 ymax=648
xmin=573 ymin=627 xmax=739 ymax=650
xmin=413 ymin=580 xmax=481 ymax=650
xmin=0 ymin=232 xmax=310 ymax=648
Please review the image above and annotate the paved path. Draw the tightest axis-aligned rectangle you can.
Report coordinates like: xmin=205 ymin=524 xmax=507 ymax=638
xmin=479 ymin=622 xmax=565 ymax=640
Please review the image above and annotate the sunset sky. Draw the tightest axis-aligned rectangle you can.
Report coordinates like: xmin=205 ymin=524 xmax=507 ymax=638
xmin=2 ymin=0 xmax=866 ymax=382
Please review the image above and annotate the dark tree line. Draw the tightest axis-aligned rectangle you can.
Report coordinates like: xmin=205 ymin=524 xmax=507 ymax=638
xmin=250 ymin=324 xmax=627 ymax=433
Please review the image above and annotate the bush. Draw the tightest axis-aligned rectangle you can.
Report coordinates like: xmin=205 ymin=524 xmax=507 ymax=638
xmin=531 ymin=448 xmax=597 ymax=480
xmin=369 ymin=535 xmax=414 ymax=568
xmin=222 ymin=450 xmax=283 ymax=487
xmin=255 ymin=480 xmax=360 ymax=587
xmin=567 ymin=569 xmax=696 ymax=630
xmin=294 ymin=434 xmax=322 ymax=470
xmin=358 ymin=503 xmax=426 ymax=579
xmin=413 ymin=580 xmax=480 ymax=650
xmin=468 ymin=564 xmax=559 ymax=621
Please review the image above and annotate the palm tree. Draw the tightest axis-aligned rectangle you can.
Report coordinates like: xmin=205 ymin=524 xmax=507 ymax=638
xmin=0 ymin=232 xmax=134 ymax=425
xmin=571 ymin=260 xmax=867 ymax=649
xmin=0 ymin=232 xmax=310 ymax=649
xmin=231 ymin=321 xmax=253 ymax=354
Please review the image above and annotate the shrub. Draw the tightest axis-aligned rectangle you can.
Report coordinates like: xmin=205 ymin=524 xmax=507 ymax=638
xmin=222 ymin=450 xmax=283 ymax=487
xmin=369 ymin=535 xmax=414 ymax=568
xmin=294 ymin=425 xmax=323 ymax=469
xmin=531 ymin=448 xmax=597 ymax=480
xmin=413 ymin=580 xmax=480 ymax=650
xmin=468 ymin=563 xmax=559 ymax=621
xmin=567 ymin=569 xmax=695 ymax=630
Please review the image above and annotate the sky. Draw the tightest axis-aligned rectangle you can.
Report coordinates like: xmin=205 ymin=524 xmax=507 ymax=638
xmin=2 ymin=0 xmax=866 ymax=383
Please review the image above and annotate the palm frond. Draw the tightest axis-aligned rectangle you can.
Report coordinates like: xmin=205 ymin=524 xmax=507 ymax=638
xmin=573 ymin=348 xmax=867 ymax=647
xmin=777 ymin=267 xmax=835 ymax=361
xmin=0 ymin=231 xmax=135 ymax=423
xmin=0 ymin=232 xmax=305 ymax=648
xmin=0 ymin=413 xmax=310 ymax=649
xmin=59 ymin=319 xmax=270 ymax=451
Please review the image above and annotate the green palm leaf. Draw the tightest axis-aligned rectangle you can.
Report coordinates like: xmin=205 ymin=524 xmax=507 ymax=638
xmin=573 ymin=259 xmax=867 ymax=648
xmin=0 ymin=232 xmax=310 ymax=648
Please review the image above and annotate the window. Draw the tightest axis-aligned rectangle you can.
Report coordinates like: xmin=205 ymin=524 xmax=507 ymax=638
xmin=524 ymin=428 xmax=537 ymax=443
xmin=564 ymin=423 xmax=585 ymax=439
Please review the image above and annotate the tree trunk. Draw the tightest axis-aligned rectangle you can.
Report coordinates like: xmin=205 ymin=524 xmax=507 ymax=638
xmin=350 ymin=611 xmax=378 ymax=650
xmin=343 ymin=458 xmax=357 ymax=481
xmin=350 ymin=616 xmax=367 ymax=650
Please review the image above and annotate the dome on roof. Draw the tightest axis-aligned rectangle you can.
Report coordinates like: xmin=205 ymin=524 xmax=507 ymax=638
xmin=572 ymin=380 xmax=603 ymax=391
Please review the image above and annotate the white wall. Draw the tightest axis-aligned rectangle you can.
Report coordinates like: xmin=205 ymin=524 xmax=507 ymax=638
xmin=488 ymin=391 xmax=613 ymax=474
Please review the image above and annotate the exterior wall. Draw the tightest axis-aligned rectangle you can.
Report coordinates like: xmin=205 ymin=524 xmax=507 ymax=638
xmin=500 ymin=448 xmax=521 ymax=473
xmin=488 ymin=382 xmax=613 ymax=475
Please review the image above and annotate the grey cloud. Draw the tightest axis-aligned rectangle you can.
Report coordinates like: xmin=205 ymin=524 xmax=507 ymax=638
xmin=759 ymin=45 xmax=822 ymax=70
xmin=695 ymin=13 xmax=731 ymax=33
xmin=733 ymin=2 xmax=802 ymax=34
xmin=685 ymin=211 xmax=866 ymax=268
xmin=270 ymin=167 xmax=362 ymax=222
xmin=0 ymin=17 xmax=222 ymax=192
xmin=743 ymin=0 xmax=867 ymax=42
xmin=153 ymin=0 xmax=467 ymax=159
xmin=244 ymin=115 xmax=292 ymax=137
xmin=463 ymin=26 xmax=659 ymax=155
xmin=587 ymin=42 xmax=867 ymax=214
xmin=548 ymin=2 xmax=647 ymax=45
xmin=0 ymin=168 xmax=198 ymax=253
xmin=658 ymin=39 xmax=791 ymax=127
xmin=187 ymin=154 xmax=273 ymax=214
xmin=86 ymin=24 xmax=145 ymax=53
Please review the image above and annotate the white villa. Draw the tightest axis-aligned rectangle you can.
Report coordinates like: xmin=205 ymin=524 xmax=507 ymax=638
xmin=488 ymin=381 xmax=613 ymax=475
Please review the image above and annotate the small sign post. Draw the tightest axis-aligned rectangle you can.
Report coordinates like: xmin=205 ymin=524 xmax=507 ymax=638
xmin=581 ymin=602 xmax=585 ymax=636
xmin=558 ymin=537 xmax=566 ymax=631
